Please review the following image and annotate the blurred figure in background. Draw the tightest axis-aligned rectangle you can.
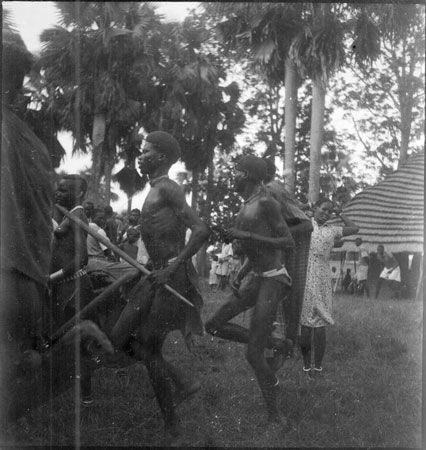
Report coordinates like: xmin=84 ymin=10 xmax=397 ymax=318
xmin=342 ymin=268 xmax=353 ymax=293
xmin=207 ymin=244 xmax=219 ymax=292
xmin=355 ymin=238 xmax=370 ymax=299
xmin=375 ymin=244 xmax=401 ymax=300
xmin=216 ymin=240 xmax=233 ymax=291
xmin=83 ymin=201 xmax=95 ymax=222
xmin=120 ymin=227 xmax=140 ymax=261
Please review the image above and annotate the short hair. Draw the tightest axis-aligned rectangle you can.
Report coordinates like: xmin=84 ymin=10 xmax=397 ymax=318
xmin=61 ymin=174 xmax=88 ymax=195
xmin=104 ymin=205 xmax=113 ymax=216
xmin=235 ymin=155 xmax=267 ymax=183
xmin=93 ymin=208 xmax=104 ymax=217
xmin=130 ymin=208 xmax=140 ymax=215
xmin=314 ymin=197 xmax=334 ymax=208
xmin=145 ymin=131 xmax=181 ymax=164
xmin=127 ymin=227 xmax=140 ymax=237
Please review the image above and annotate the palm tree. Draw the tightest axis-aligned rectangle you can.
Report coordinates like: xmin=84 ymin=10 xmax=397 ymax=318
xmin=38 ymin=2 xmax=161 ymax=204
xmin=290 ymin=3 xmax=381 ymax=203
xmin=204 ymin=2 xmax=304 ymax=195
xmin=144 ymin=14 xmax=245 ymax=213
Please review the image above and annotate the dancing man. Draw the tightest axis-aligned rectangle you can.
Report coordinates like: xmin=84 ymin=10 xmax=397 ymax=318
xmin=111 ymin=131 xmax=209 ymax=435
xmin=206 ymin=155 xmax=295 ymax=425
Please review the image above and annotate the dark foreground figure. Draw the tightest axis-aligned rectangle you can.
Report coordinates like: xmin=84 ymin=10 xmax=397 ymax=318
xmin=1 ymin=29 xmax=112 ymax=426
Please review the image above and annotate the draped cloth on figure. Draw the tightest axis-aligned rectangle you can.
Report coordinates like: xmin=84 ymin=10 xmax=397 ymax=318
xmin=1 ymin=107 xmax=53 ymax=284
xmin=265 ymin=180 xmax=311 ymax=343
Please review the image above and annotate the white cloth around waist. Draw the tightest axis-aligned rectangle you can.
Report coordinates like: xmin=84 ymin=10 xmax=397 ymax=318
xmin=379 ymin=265 xmax=401 ymax=282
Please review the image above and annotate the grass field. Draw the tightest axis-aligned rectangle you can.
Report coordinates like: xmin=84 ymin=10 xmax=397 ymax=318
xmin=2 ymin=280 xmax=423 ymax=448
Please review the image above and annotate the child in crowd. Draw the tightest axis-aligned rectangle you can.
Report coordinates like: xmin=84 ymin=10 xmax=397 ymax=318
xmin=120 ymin=227 xmax=140 ymax=261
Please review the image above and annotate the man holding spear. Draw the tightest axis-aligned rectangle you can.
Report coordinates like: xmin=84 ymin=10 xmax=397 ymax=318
xmin=114 ymin=130 xmax=209 ymax=434
xmin=60 ymin=131 xmax=209 ymax=435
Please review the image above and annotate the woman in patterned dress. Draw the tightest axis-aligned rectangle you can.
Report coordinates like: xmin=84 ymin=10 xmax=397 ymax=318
xmin=300 ymin=198 xmax=359 ymax=377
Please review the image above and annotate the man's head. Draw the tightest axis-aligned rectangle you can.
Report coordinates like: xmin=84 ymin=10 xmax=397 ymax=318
xmin=126 ymin=227 xmax=140 ymax=244
xmin=55 ymin=175 xmax=87 ymax=210
xmin=138 ymin=131 xmax=181 ymax=175
xmin=128 ymin=209 xmax=141 ymax=225
xmin=104 ymin=205 xmax=114 ymax=218
xmin=92 ymin=208 xmax=106 ymax=228
xmin=377 ymin=244 xmax=384 ymax=255
xmin=84 ymin=201 xmax=94 ymax=219
xmin=355 ymin=237 xmax=363 ymax=247
xmin=234 ymin=155 xmax=267 ymax=194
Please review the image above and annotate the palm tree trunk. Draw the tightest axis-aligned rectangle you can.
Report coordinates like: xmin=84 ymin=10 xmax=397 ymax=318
xmin=308 ymin=77 xmax=326 ymax=204
xmin=103 ymin=126 xmax=118 ymax=205
xmin=284 ymin=58 xmax=299 ymax=195
xmin=89 ymin=113 xmax=106 ymax=203
xmin=398 ymin=101 xmax=412 ymax=167
xmin=195 ymin=158 xmax=215 ymax=277
xmin=191 ymin=169 xmax=199 ymax=211
xmin=104 ymin=155 xmax=113 ymax=205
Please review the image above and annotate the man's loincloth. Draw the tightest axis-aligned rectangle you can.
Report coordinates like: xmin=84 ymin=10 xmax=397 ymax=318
xmin=236 ymin=266 xmax=292 ymax=310
xmin=137 ymin=258 xmax=204 ymax=344
xmin=380 ymin=265 xmax=401 ymax=282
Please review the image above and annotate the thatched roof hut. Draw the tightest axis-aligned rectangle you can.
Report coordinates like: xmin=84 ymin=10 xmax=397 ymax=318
xmin=334 ymin=151 xmax=424 ymax=254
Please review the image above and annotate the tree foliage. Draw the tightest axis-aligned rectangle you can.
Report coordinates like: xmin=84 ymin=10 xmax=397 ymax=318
xmin=331 ymin=4 xmax=425 ymax=179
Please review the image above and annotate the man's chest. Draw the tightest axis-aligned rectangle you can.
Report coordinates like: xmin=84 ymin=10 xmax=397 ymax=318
xmin=141 ymin=190 xmax=177 ymax=229
xmin=235 ymin=203 xmax=264 ymax=229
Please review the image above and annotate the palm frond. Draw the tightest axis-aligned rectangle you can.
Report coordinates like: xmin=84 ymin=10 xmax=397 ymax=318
xmin=351 ymin=13 xmax=381 ymax=68
xmin=2 ymin=7 xmax=18 ymax=33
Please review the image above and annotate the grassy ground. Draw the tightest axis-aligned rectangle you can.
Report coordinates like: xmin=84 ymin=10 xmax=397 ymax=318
xmin=2 ymin=280 xmax=423 ymax=448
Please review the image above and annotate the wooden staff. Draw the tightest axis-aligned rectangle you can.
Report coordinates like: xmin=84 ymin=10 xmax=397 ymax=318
xmin=55 ymin=204 xmax=194 ymax=308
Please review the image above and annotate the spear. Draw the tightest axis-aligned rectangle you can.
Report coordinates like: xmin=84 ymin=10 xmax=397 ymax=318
xmin=55 ymin=204 xmax=194 ymax=308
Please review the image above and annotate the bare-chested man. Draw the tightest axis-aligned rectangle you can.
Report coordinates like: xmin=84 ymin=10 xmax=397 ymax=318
xmin=375 ymin=244 xmax=401 ymax=299
xmin=50 ymin=175 xmax=92 ymax=329
xmin=111 ymin=131 xmax=209 ymax=434
xmin=205 ymin=155 xmax=295 ymax=425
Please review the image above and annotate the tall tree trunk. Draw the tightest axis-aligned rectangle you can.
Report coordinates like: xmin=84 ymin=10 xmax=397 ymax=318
xmin=88 ymin=113 xmax=106 ymax=203
xmin=104 ymin=155 xmax=113 ymax=205
xmin=205 ymin=158 xmax=215 ymax=228
xmin=398 ymin=100 xmax=413 ymax=167
xmin=284 ymin=58 xmax=299 ymax=195
xmin=308 ymin=78 xmax=326 ymax=204
xmin=103 ymin=126 xmax=118 ymax=205
xmin=191 ymin=169 xmax=199 ymax=211
xmin=195 ymin=158 xmax=215 ymax=278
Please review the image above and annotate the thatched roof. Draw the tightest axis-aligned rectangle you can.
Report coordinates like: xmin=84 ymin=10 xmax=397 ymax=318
xmin=332 ymin=151 xmax=424 ymax=254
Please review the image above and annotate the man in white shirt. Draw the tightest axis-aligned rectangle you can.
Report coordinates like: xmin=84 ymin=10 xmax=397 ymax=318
xmin=355 ymin=238 xmax=370 ymax=298
xmin=85 ymin=209 xmax=137 ymax=280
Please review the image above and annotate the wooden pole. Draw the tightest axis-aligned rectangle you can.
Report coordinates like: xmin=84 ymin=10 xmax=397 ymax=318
xmin=55 ymin=204 xmax=194 ymax=308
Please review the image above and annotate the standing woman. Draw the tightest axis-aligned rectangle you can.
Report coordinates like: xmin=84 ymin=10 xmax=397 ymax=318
xmin=300 ymin=198 xmax=359 ymax=377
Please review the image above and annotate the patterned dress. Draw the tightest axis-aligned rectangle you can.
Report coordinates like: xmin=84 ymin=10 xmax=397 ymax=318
xmin=300 ymin=219 xmax=343 ymax=328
